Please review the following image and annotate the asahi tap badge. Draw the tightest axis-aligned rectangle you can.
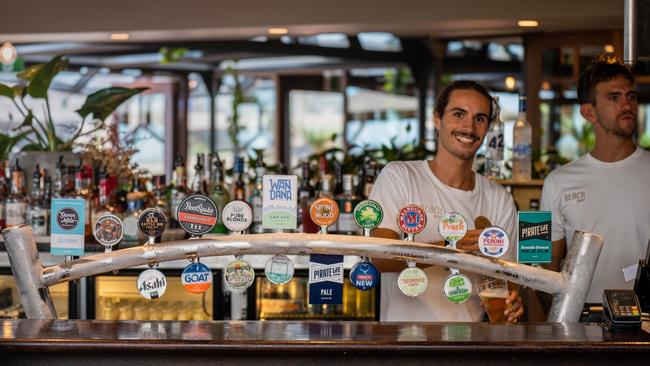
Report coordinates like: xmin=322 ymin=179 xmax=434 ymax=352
xmin=349 ymin=259 xmax=379 ymax=291
xmin=478 ymin=226 xmax=509 ymax=258
xmin=181 ymin=262 xmax=213 ymax=294
xmin=397 ymin=262 xmax=428 ymax=297
xmin=94 ymin=214 xmax=123 ymax=252
xmin=138 ymin=208 xmax=167 ymax=243
xmin=397 ymin=204 xmax=426 ymax=241
xmin=222 ymin=200 xmax=253 ymax=233
xmin=309 ymin=197 xmax=339 ymax=234
xmin=137 ymin=268 xmax=167 ymax=300
xmin=224 ymin=259 xmax=255 ymax=289
xmin=177 ymin=194 xmax=218 ymax=237
xmin=354 ymin=199 xmax=383 ymax=236
xmin=265 ymin=255 xmax=295 ymax=285
xmin=443 ymin=272 xmax=472 ymax=304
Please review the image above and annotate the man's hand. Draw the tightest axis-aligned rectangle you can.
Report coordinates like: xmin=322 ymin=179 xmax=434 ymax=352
xmin=455 ymin=229 xmax=482 ymax=251
xmin=505 ymin=290 xmax=524 ymax=323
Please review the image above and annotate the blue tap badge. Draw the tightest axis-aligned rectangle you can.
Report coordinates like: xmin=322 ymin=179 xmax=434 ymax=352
xmin=517 ymin=211 xmax=552 ymax=264
xmin=349 ymin=261 xmax=379 ymax=291
xmin=309 ymin=254 xmax=343 ymax=304
xmin=50 ymin=198 xmax=85 ymax=256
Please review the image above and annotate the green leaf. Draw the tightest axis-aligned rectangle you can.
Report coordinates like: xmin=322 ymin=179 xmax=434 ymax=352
xmin=12 ymin=85 xmax=26 ymax=98
xmin=27 ymin=55 xmax=69 ymax=98
xmin=17 ymin=64 xmax=42 ymax=81
xmin=76 ymin=87 xmax=148 ymax=121
xmin=0 ymin=83 xmax=13 ymax=98
xmin=20 ymin=110 xmax=33 ymax=129
xmin=0 ymin=131 xmax=31 ymax=160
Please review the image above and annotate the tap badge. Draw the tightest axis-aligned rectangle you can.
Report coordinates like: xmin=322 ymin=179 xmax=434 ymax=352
xmin=222 ymin=200 xmax=252 ymax=232
xmin=94 ymin=214 xmax=123 ymax=248
xmin=477 ymin=226 xmax=509 ymax=258
xmin=353 ymin=200 xmax=383 ymax=230
xmin=138 ymin=208 xmax=167 ymax=238
xmin=177 ymin=194 xmax=218 ymax=236
xmin=137 ymin=268 xmax=167 ymax=300
xmin=309 ymin=197 xmax=340 ymax=228
xmin=397 ymin=205 xmax=426 ymax=235
xmin=181 ymin=262 xmax=213 ymax=294
xmin=443 ymin=273 xmax=472 ymax=304
xmin=56 ymin=207 xmax=80 ymax=231
xmin=265 ymin=255 xmax=295 ymax=285
xmin=349 ymin=260 xmax=379 ymax=291
xmin=397 ymin=266 xmax=428 ymax=297
xmin=438 ymin=212 xmax=468 ymax=242
xmin=225 ymin=259 xmax=255 ymax=289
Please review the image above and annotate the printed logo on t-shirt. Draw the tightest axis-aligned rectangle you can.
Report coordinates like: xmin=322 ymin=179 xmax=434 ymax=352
xmin=423 ymin=205 xmax=445 ymax=219
xmin=563 ymin=189 xmax=586 ymax=203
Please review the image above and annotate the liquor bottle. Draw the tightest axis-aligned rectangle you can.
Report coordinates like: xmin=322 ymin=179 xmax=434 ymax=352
xmin=209 ymin=153 xmax=230 ymax=234
xmin=66 ymin=165 xmax=76 ymax=196
xmin=249 ymin=155 xmax=265 ymax=234
xmin=362 ymin=161 xmax=377 ymax=199
xmin=26 ymin=165 xmax=48 ymax=236
xmin=170 ymin=155 xmax=189 ymax=225
xmin=0 ymin=161 xmax=8 ymax=229
xmin=190 ymin=153 xmax=207 ymax=195
xmin=319 ymin=174 xmax=333 ymax=199
xmin=123 ymin=192 xmax=145 ymax=242
xmin=43 ymin=173 xmax=52 ymax=235
xmin=152 ymin=175 xmax=171 ymax=223
xmin=233 ymin=157 xmax=246 ymax=201
xmin=91 ymin=167 xmax=118 ymax=228
xmin=485 ymin=97 xmax=504 ymax=179
xmin=5 ymin=160 xmax=27 ymax=228
xmin=331 ymin=160 xmax=343 ymax=233
xmin=335 ymin=174 xmax=361 ymax=235
xmin=298 ymin=161 xmax=318 ymax=233
xmin=74 ymin=161 xmax=93 ymax=239
xmin=53 ymin=156 xmax=66 ymax=197
xmin=512 ymin=94 xmax=532 ymax=181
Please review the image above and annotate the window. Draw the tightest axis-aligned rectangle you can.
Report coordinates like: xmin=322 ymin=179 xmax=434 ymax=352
xmin=358 ymin=33 xmax=402 ymax=52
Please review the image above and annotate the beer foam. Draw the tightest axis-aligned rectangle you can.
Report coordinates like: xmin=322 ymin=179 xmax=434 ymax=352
xmin=479 ymin=287 xmax=508 ymax=298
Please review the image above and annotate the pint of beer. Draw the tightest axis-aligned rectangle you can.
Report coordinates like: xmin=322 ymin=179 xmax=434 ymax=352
xmin=476 ymin=277 xmax=509 ymax=323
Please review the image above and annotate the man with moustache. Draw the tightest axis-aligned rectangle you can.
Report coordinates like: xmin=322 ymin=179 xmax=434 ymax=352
xmin=369 ymin=80 xmax=523 ymax=322
xmin=541 ymin=56 xmax=650 ymax=305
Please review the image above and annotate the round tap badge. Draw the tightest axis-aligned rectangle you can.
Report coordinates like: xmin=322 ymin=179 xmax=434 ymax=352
xmin=438 ymin=212 xmax=468 ymax=242
xmin=224 ymin=259 xmax=255 ymax=289
xmin=264 ymin=255 xmax=295 ymax=285
xmin=443 ymin=273 xmax=472 ymax=304
xmin=353 ymin=200 xmax=383 ymax=230
xmin=222 ymin=200 xmax=253 ymax=232
xmin=397 ymin=266 xmax=428 ymax=297
xmin=181 ymin=262 xmax=213 ymax=294
xmin=138 ymin=208 xmax=167 ymax=238
xmin=137 ymin=269 xmax=167 ymax=300
xmin=56 ymin=207 xmax=80 ymax=231
xmin=349 ymin=261 xmax=379 ymax=291
xmin=177 ymin=194 xmax=218 ymax=236
xmin=93 ymin=214 xmax=123 ymax=248
xmin=477 ymin=226 xmax=509 ymax=258
xmin=397 ymin=205 xmax=427 ymax=235
xmin=309 ymin=197 xmax=339 ymax=228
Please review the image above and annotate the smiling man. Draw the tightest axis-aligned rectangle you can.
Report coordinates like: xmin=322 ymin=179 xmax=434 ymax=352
xmin=369 ymin=80 xmax=523 ymax=322
xmin=541 ymin=56 xmax=650 ymax=305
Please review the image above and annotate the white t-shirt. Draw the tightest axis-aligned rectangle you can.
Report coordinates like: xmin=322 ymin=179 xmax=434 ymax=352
xmin=540 ymin=147 xmax=650 ymax=303
xmin=369 ymin=160 xmax=517 ymax=322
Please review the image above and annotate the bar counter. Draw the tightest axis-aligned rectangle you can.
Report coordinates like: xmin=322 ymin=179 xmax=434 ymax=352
xmin=2 ymin=320 xmax=650 ymax=365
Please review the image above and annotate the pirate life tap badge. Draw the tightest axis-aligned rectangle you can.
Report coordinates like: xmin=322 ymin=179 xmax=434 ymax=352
xmin=349 ymin=260 xmax=379 ymax=291
xmin=478 ymin=226 xmax=509 ymax=258
xmin=438 ymin=212 xmax=468 ymax=244
xmin=397 ymin=265 xmax=428 ymax=297
xmin=177 ymin=194 xmax=218 ymax=236
xmin=93 ymin=214 xmax=124 ymax=251
xmin=137 ymin=268 xmax=167 ymax=300
xmin=309 ymin=197 xmax=340 ymax=233
xmin=224 ymin=259 xmax=255 ymax=290
xmin=222 ymin=200 xmax=253 ymax=233
xmin=353 ymin=199 xmax=383 ymax=235
xmin=397 ymin=204 xmax=427 ymax=240
xmin=265 ymin=255 xmax=295 ymax=285
xmin=181 ymin=262 xmax=213 ymax=294
xmin=443 ymin=273 xmax=472 ymax=304
xmin=138 ymin=208 xmax=167 ymax=239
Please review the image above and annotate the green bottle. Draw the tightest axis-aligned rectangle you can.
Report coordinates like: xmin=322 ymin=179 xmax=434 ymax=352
xmin=209 ymin=153 xmax=230 ymax=234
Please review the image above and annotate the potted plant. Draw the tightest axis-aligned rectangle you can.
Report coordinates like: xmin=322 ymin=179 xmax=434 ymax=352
xmin=0 ymin=54 xmax=146 ymax=179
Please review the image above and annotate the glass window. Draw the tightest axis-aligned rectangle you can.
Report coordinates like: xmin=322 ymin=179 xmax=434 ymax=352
xmin=187 ymin=73 xmax=212 ymax=173
xmin=299 ymin=33 xmax=350 ymax=48
xmin=357 ymin=32 xmax=402 ymax=52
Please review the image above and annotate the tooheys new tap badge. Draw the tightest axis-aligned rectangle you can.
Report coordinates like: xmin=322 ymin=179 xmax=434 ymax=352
xmin=181 ymin=262 xmax=213 ymax=294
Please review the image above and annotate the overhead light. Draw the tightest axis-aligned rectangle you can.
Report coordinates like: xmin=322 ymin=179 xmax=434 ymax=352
xmin=110 ymin=33 xmax=130 ymax=40
xmin=268 ymin=28 xmax=289 ymax=35
xmin=517 ymin=20 xmax=539 ymax=28
xmin=603 ymin=44 xmax=615 ymax=53
xmin=0 ymin=41 xmax=17 ymax=66
xmin=505 ymin=76 xmax=517 ymax=90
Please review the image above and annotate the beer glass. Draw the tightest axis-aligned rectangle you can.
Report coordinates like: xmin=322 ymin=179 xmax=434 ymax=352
xmin=476 ymin=277 xmax=509 ymax=323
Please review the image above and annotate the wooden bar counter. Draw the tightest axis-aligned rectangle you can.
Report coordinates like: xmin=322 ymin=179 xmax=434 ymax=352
xmin=1 ymin=320 xmax=650 ymax=365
